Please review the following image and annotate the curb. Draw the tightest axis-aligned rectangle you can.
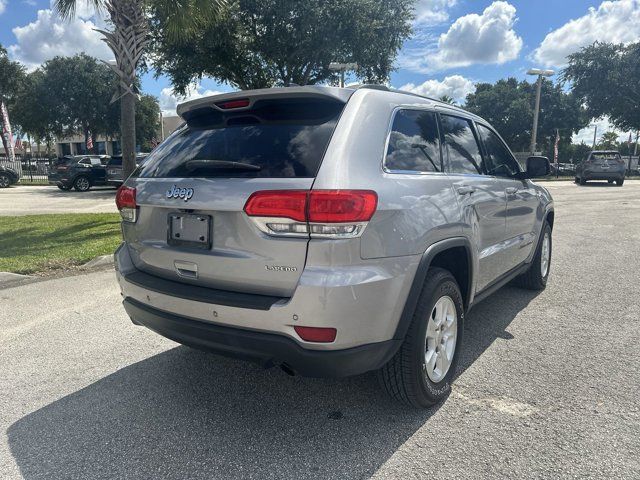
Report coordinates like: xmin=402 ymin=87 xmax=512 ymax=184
xmin=0 ymin=271 xmax=34 ymax=288
xmin=81 ymin=254 xmax=115 ymax=269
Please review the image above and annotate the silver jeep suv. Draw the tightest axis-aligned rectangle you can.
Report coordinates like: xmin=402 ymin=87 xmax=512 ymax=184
xmin=114 ymin=86 xmax=554 ymax=407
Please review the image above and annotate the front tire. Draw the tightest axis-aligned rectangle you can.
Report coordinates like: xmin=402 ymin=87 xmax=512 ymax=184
xmin=616 ymin=179 xmax=624 ymax=186
xmin=73 ymin=176 xmax=91 ymax=192
xmin=378 ymin=267 xmax=464 ymax=408
xmin=515 ymin=222 xmax=552 ymax=290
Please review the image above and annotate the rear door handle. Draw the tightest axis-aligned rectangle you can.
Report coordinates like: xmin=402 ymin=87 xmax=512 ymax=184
xmin=457 ymin=185 xmax=476 ymax=195
xmin=505 ymin=187 xmax=518 ymax=195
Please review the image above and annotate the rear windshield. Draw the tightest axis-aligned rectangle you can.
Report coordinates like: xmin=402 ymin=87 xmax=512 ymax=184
xmin=591 ymin=152 xmax=620 ymax=160
xmin=138 ymin=98 xmax=344 ymax=179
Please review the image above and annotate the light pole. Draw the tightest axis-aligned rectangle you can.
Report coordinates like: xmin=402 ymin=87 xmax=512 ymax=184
xmin=328 ymin=62 xmax=358 ymax=88
xmin=527 ymin=68 xmax=555 ymax=154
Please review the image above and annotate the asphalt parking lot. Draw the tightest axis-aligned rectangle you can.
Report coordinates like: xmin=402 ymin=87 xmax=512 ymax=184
xmin=0 ymin=185 xmax=118 ymax=216
xmin=1 ymin=180 xmax=639 ymax=479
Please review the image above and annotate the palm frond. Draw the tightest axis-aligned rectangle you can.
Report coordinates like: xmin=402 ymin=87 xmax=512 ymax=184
xmin=53 ymin=0 xmax=105 ymax=20
xmin=150 ymin=0 xmax=229 ymax=42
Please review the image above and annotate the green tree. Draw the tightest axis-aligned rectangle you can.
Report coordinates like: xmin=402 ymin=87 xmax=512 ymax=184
xmin=465 ymin=77 xmax=588 ymax=153
xmin=563 ymin=41 xmax=640 ymax=133
xmin=0 ymin=44 xmax=27 ymax=154
xmin=135 ymin=94 xmax=160 ymax=151
xmin=38 ymin=54 xmax=118 ymax=152
xmin=11 ymin=70 xmax=61 ymax=155
xmin=151 ymin=0 xmax=413 ymax=93
xmin=597 ymin=131 xmax=620 ymax=151
xmin=439 ymin=95 xmax=456 ymax=105
xmin=54 ymin=0 xmax=226 ymax=178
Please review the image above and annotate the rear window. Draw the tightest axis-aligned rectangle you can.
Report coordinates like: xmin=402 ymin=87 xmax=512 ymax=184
xmin=139 ymin=98 xmax=344 ymax=179
xmin=590 ymin=152 xmax=621 ymax=160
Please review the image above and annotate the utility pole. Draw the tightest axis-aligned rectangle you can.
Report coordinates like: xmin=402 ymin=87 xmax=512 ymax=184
xmin=527 ymin=68 xmax=555 ymax=154
xmin=592 ymin=125 xmax=598 ymax=150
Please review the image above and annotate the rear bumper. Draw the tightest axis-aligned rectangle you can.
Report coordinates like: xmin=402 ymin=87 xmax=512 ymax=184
xmin=123 ymin=296 xmax=400 ymax=377
xmin=114 ymin=242 xmax=419 ymax=370
xmin=582 ymin=171 xmax=625 ymax=181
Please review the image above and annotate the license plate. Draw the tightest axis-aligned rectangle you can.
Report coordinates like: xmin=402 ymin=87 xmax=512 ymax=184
xmin=168 ymin=213 xmax=211 ymax=249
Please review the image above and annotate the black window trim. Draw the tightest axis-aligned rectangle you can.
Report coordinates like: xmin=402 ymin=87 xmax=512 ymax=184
xmin=438 ymin=112 xmax=484 ymax=176
xmin=474 ymin=121 xmax=523 ymax=178
xmin=382 ymin=106 xmax=447 ymax=176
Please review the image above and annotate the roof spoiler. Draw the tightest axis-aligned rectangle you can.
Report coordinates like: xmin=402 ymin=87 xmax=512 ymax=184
xmin=176 ymin=86 xmax=354 ymax=119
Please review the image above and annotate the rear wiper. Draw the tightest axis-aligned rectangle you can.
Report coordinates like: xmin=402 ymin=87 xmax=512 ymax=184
xmin=185 ymin=159 xmax=261 ymax=171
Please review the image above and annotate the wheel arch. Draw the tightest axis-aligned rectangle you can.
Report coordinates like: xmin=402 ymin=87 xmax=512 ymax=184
xmin=393 ymin=237 xmax=474 ymax=342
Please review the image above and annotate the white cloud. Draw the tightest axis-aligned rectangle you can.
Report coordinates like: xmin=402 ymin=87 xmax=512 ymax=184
xmin=399 ymin=75 xmax=475 ymax=103
xmin=573 ymin=116 xmax=636 ymax=145
xmin=414 ymin=0 xmax=457 ymax=26
xmin=8 ymin=4 xmax=112 ymax=69
xmin=402 ymin=1 xmax=523 ymax=73
xmin=0 ymin=1 xmax=6 ymax=15
xmin=533 ymin=0 xmax=640 ymax=67
xmin=160 ymin=83 xmax=228 ymax=116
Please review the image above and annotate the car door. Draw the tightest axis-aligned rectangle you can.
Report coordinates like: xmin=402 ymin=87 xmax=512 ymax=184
xmin=476 ymin=123 xmax=538 ymax=268
xmin=439 ymin=112 xmax=509 ymax=292
xmin=90 ymin=157 xmax=107 ymax=184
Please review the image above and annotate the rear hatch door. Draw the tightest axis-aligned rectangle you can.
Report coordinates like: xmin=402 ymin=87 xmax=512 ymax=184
xmin=123 ymin=91 xmax=348 ymax=297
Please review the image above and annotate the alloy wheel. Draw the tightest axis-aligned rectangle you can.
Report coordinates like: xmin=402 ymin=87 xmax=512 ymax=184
xmin=424 ymin=295 xmax=458 ymax=383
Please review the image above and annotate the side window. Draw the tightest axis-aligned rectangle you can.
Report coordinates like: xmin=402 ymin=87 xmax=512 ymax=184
xmin=78 ymin=158 xmax=91 ymax=165
xmin=477 ymin=124 xmax=521 ymax=177
xmin=385 ymin=109 xmax=441 ymax=173
xmin=90 ymin=158 xmax=103 ymax=166
xmin=440 ymin=114 xmax=483 ymax=175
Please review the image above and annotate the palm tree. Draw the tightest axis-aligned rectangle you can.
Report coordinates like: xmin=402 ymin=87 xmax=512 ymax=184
xmin=438 ymin=95 xmax=456 ymax=106
xmin=54 ymin=0 xmax=226 ymax=178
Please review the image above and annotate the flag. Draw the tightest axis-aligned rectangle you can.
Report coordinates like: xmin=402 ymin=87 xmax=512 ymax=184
xmin=86 ymin=132 xmax=93 ymax=150
xmin=553 ymin=129 xmax=560 ymax=166
xmin=150 ymin=137 xmax=159 ymax=148
xmin=15 ymin=137 xmax=22 ymax=151
xmin=628 ymin=132 xmax=633 ymax=146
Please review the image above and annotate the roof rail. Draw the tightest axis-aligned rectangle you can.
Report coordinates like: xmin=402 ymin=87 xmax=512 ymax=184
xmin=356 ymin=84 xmax=390 ymax=92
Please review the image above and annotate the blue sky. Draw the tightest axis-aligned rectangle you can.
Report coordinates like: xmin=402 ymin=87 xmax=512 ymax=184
xmin=1 ymin=0 xmax=639 ymax=141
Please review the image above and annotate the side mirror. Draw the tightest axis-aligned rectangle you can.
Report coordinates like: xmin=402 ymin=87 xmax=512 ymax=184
xmin=521 ymin=156 xmax=551 ymax=179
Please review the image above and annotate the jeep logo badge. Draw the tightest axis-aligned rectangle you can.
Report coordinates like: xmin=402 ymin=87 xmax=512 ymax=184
xmin=166 ymin=185 xmax=194 ymax=202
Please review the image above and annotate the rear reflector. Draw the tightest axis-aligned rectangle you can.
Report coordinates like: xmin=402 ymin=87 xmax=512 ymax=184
xmin=115 ymin=186 xmax=137 ymax=222
xmin=216 ymin=98 xmax=250 ymax=110
xmin=294 ymin=326 xmax=337 ymax=343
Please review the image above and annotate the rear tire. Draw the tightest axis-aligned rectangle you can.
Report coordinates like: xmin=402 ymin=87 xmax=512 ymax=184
xmin=73 ymin=176 xmax=91 ymax=192
xmin=0 ymin=173 xmax=10 ymax=188
xmin=579 ymin=177 xmax=586 ymax=185
xmin=616 ymin=179 xmax=624 ymax=186
xmin=515 ymin=222 xmax=552 ymax=291
xmin=378 ymin=267 xmax=464 ymax=408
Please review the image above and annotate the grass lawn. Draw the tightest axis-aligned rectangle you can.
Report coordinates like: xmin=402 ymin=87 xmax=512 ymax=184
xmin=0 ymin=213 xmax=122 ymax=274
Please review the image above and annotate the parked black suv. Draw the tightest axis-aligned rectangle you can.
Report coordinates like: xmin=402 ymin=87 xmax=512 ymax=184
xmin=48 ymin=155 xmax=110 ymax=191
xmin=0 ymin=163 xmax=20 ymax=188
xmin=106 ymin=154 xmax=149 ymax=187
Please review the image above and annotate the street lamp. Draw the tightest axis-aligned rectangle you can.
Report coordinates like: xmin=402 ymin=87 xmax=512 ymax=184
xmin=527 ymin=68 xmax=555 ymax=154
xmin=328 ymin=62 xmax=358 ymax=88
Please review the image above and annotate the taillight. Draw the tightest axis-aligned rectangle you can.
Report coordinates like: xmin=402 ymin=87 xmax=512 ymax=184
xmin=115 ymin=185 xmax=137 ymax=222
xmin=294 ymin=326 xmax=337 ymax=343
xmin=243 ymin=190 xmax=377 ymax=238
